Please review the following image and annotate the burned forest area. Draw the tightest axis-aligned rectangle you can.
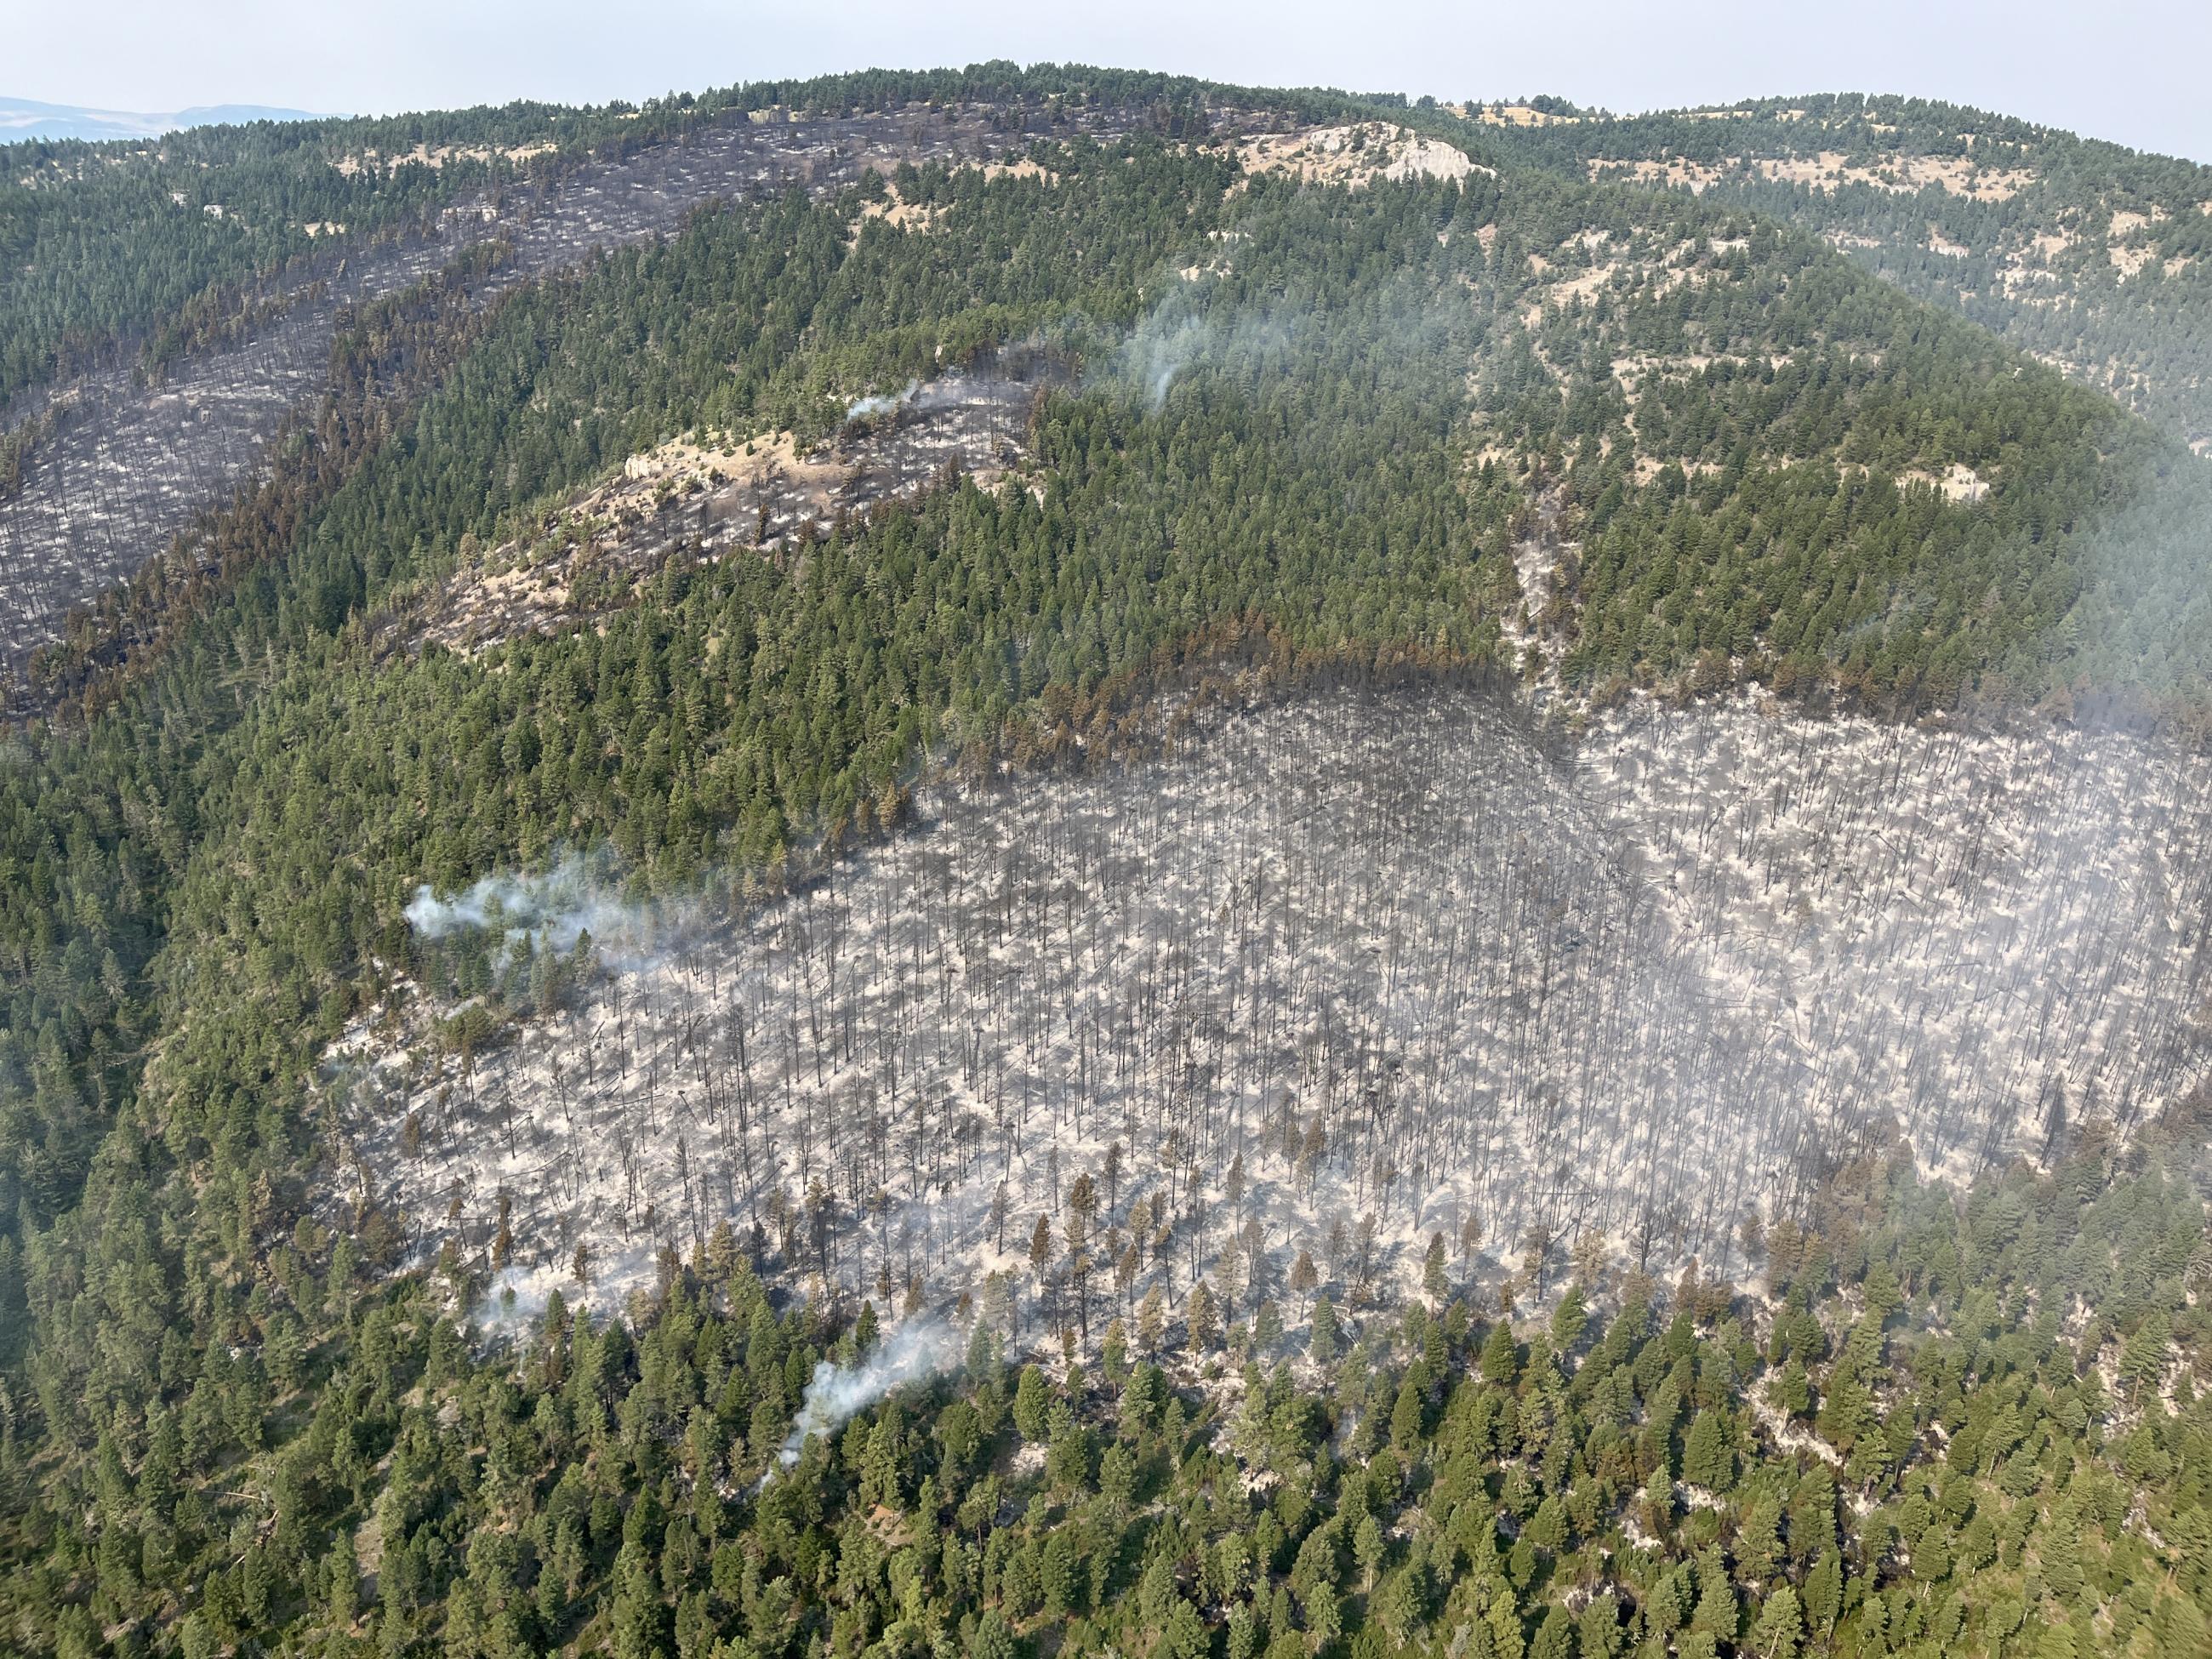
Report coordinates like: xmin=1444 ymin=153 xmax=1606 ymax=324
xmin=9 ymin=62 xmax=2212 ymax=1659
xmin=408 ymin=352 xmax=1058 ymax=658
xmin=339 ymin=688 xmax=2212 ymax=1346
xmin=0 ymin=99 xmax=1155 ymax=667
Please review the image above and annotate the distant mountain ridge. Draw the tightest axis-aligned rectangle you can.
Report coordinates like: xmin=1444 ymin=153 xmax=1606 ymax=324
xmin=0 ymin=94 xmax=334 ymax=142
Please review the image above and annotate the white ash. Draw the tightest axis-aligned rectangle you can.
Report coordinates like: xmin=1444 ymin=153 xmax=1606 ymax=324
xmin=329 ymin=690 xmax=2212 ymax=1334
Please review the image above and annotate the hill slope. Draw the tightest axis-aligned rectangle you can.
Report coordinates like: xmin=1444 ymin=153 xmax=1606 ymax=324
xmin=1476 ymin=93 xmax=2212 ymax=453
xmin=0 ymin=66 xmax=2208 ymax=1659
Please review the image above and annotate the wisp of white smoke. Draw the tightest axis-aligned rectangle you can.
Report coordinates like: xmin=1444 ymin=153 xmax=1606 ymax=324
xmin=772 ymin=1318 xmax=961 ymax=1473
xmin=405 ymin=851 xmax=659 ymax=967
xmin=1105 ymin=294 xmax=1305 ymax=412
xmin=846 ymin=380 xmax=921 ymax=421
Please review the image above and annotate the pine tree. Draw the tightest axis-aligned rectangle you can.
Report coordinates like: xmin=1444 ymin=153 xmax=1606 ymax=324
xmin=1138 ymin=1284 xmax=1166 ymax=1355
xmin=1379 ymin=1551 xmax=1434 ymax=1643
xmin=1549 ymin=1284 xmax=1588 ymax=1354
xmin=1576 ymin=1593 xmax=1623 ymax=1659
xmin=1226 ymin=1600 xmax=1261 ymax=1659
xmin=861 ymin=1416 xmax=905 ymax=1508
xmin=2039 ymin=1516 xmax=2085 ymax=1606
xmin=1391 ymin=1374 xmax=1428 ymax=1451
xmin=610 ymin=1537 xmax=670 ymax=1659
xmin=1481 ymin=1319 xmax=1520 ymax=1387
xmin=1748 ymin=1585 xmax=1802 ymax=1657
xmin=1029 ymin=1213 xmax=1054 ymax=1287
xmin=1690 ymin=1550 xmax=1738 ymax=1645
xmin=1424 ymin=1232 xmax=1450 ymax=1303
xmin=1772 ymin=1357 xmax=1812 ymax=1418
xmin=1355 ymin=1514 xmax=1386 ymax=1591
xmin=1683 ymin=1411 xmax=1733 ymax=1491
xmin=1013 ymin=1365 xmax=1052 ymax=1442
xmin=1736 ymin=1497 xmax=1782 ymax=1582
xmin=1187 ymin=1281 xmax=1220 ymax=1353
xmin=972 ymin=1611 xmax=1018 ymax=1659
xmin=1804 ymin=1553 xmax=1843 ymax=1634
xmin=1310 ymin=1294 xmax=1338 ymax=1363
xmin=1816 ymin=1363 xmax=1876 ymax=1451
xmin=2119 ymin=1313 xmax=2171 ymax=1405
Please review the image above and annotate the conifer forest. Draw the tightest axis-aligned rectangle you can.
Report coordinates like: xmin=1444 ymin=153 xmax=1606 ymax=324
xmin=0 ymin=59 xmax=2209 ymax=1659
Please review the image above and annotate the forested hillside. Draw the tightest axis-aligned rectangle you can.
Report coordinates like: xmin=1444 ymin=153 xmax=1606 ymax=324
xmin=0 ymin=65 xmax=2207 ymax=1659
xmin=0 ymin=66 xmax=1361 ymax=658
xmin=1474 ymin=94 xmax=2212 ymax=453
xmin=0 ymin=65 xmax=1428 ymax=412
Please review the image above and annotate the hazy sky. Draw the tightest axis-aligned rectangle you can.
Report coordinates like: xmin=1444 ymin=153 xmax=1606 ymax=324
xmin=14 ymin=0 xmax=2212 ymax=163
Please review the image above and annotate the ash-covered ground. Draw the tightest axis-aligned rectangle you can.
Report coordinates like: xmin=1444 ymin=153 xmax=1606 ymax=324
xmin=0 ymin=102 xmax=1161 ymax=662
xmin=332 ymin=690 xmax=2212 ymax=1338
xmin=411 ymin=352 xmax=1055 ymax=655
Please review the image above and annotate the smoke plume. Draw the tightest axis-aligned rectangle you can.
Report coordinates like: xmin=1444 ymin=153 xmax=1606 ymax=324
xmin=846 ymin=380 xmax=921 ymax=421
xmin=1106 ymin=294 xmax=1305 ymax=411
xmin=774 ymin=1318 xmax=961 ymax=1471
xmin=404 ymin=850 xmax=665 ymax=968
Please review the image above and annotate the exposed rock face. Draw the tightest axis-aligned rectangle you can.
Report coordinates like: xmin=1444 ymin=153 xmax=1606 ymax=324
xmin=1237 ymin=121 xmax=1488 ymax=188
